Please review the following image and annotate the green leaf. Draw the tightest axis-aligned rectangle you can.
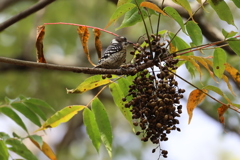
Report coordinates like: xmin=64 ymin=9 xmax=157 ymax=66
xmin=208 ymin=0 xmax=235 ymax=26
xmin=24 ymin=98 xmax=54 ymax=111
xmin=109 ymin=83 xmax=133 ymax=130
xmin=222 ymin=29 xmax=238 ymax=39
xmin=213 ymin=48 xmax=227 ymax=79
xmin=117 ymin=0 xmax=132 ymax=7
xmin=28 ymin=135 xmax=43 ymax=149
xmin=66 ymin=75 xmax=118 ymax=94
xmin=117 ymin=7 xmax=148 ymax=30
xmin=168 ymin=32 xmax=192 ymax=53
xmin=185 ymin=61 xmax=196 ymax=77
xmin=12 ymin=132 xmax=21 ymax=138
xmin=232 ymin=103 xmax=240 ymax=108
xmin=168 ymin=32 xmax=194 ymax=76
xmin=0 ymin=132 xmax=10 ymax=141
xmin=202 ymin=85 xmax=231 ymax=103
xmin=0 ymin=107 xmax=28 ymax=133
xmin=92 ymin=98 xmax=112 ymax=157
xmin=24 ymin=102 xmax=47 ymax=121
xmin=35 ymin=105 xmax=86 ymax=132
xmin=172 ymin=0 xmax=192 ymax=19
xmin=164 ymin=6 xmax=187 ymax=34
xmin=116 ymin=77 xmax=131 ymax=97
xmin=105 ymin=3 xmax=136 ymax=29
xmin=232 ymin=0 xmax=240 ymax=8
xmin=83 ymin=108 xmax=101 ymax=153
xmin=126 ymin=74 xmax=137 ymax=82
xmin=227 ymin=38 xmax=240 ymax=56
xmin=4 ymin=97 xmax=20 ymax=104
xmin=0 ymin=140 xmax=9 ymax=160
xmin=180 ymin=56 xmax=202 ymax=78
xmin=11 ymin=103 xmax=41 ymax=127
xmin=186 ymin=21 xmax=202 ymax=46
xmin=6 ymin=138 xmax=38 ymax=160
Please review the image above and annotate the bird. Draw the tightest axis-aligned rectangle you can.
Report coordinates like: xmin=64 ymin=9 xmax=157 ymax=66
xmin=94 ymin=36 xmax=132 ymax=69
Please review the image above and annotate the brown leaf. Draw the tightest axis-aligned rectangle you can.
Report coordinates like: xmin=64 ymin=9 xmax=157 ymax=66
xmin=140 ymin=2 xmax=167 ymax=16
xmin=93 ymin=29 xmax=102 ymax=60
xmin=36 ymin=25 xmax=46 ymax=63
xmin=77 ymin=26 xmax=95 ymax=66
xmin=30 ymin=138 xmax=57 ymax=160
xmin=187 ymin=89 xmax=208 ymax=124
xmin=217 ymin=105 xmax=228 ymax=124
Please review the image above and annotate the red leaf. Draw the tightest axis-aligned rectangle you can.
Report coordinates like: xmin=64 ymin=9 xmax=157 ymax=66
xmin=93 ymin=29 xmax=102 ymax=60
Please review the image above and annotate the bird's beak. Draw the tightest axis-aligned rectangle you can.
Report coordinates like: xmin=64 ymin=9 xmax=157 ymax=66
xmin=127 ymin=41 xmax=133 ymax=44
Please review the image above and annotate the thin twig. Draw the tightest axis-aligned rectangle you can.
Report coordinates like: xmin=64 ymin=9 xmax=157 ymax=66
xmin=169 ymin=70 xmax=227 ymax=106
xmin=0 ymin=0 xmax=55 ymax=31
xmin=86 ymin=75 xmax=124 ymax=107
xmin=133 ymin=0 xmax=153 ymax=55
xmin=86 ymin=85 xmax=108 ymax=107
xmin=156 ymin=0 xmax=165 ymax=35
xmin=171 ymin=71 xmax=240 ymax=112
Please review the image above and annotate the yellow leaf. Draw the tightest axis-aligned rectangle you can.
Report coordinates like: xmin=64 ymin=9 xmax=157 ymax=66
xmin=222 ymin=74 xmax=235 ymax=96
xmin=66 ymin=75 xmax=116 ymax=94
xmin=190 ymin=56 xmax=218 ymax=83
xmin=180 ymin=55 xmax=202 ymax=80
xmin=187 ymin=89 xmax=208 ymax=124
xmin=35 ymin=105 xmax=86 ymax=132
xmin=224 ymin=63 xmax=240 ymax=86
xmin=217 ymin=105 xmax=228 ymax=124
xmin=31 ymin=139 xmax=57 ymax=160
xmin=140 ymin=2 xmax=167 ymax=16
xmin=169 ymin=41 xmax=178 ymax=53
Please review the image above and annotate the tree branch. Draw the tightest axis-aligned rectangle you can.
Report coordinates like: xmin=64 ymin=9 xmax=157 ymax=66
xmin=0 ymin=0 xmax=55 ymax=32
xmin=0 ymin=56 xmax=152 ymax=75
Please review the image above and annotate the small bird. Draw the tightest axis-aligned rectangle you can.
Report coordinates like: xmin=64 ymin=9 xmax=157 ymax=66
xmin=94 ymin=36 xmax=132 ymax=69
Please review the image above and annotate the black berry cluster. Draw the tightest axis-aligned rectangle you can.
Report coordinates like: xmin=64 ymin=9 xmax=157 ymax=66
xmin=123 ymin=34 xmax=185 ymax=158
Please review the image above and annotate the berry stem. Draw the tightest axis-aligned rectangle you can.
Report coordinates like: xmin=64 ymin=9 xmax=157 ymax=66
xmin=133 ymin=0 xmax=153 ymax=55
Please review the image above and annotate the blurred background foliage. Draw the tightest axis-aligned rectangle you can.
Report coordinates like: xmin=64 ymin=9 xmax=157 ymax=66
xmin=1 ymin=0 xmax=240 ymax=160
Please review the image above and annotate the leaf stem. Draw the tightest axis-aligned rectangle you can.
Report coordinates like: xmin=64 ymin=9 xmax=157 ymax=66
xmin=156 ymin=0 xmax=165 ymax=35
xmin=86 ymin=85 xmax=108 ymax=107
xmin=166 ymin=1 xmax=206 ymax=49
xmin=44 ymin=22 xmax=119 ymax=37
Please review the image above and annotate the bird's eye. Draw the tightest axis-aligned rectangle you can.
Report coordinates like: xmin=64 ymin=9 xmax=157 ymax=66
xmin=121 ymin=37 xmax=127 ymax=41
